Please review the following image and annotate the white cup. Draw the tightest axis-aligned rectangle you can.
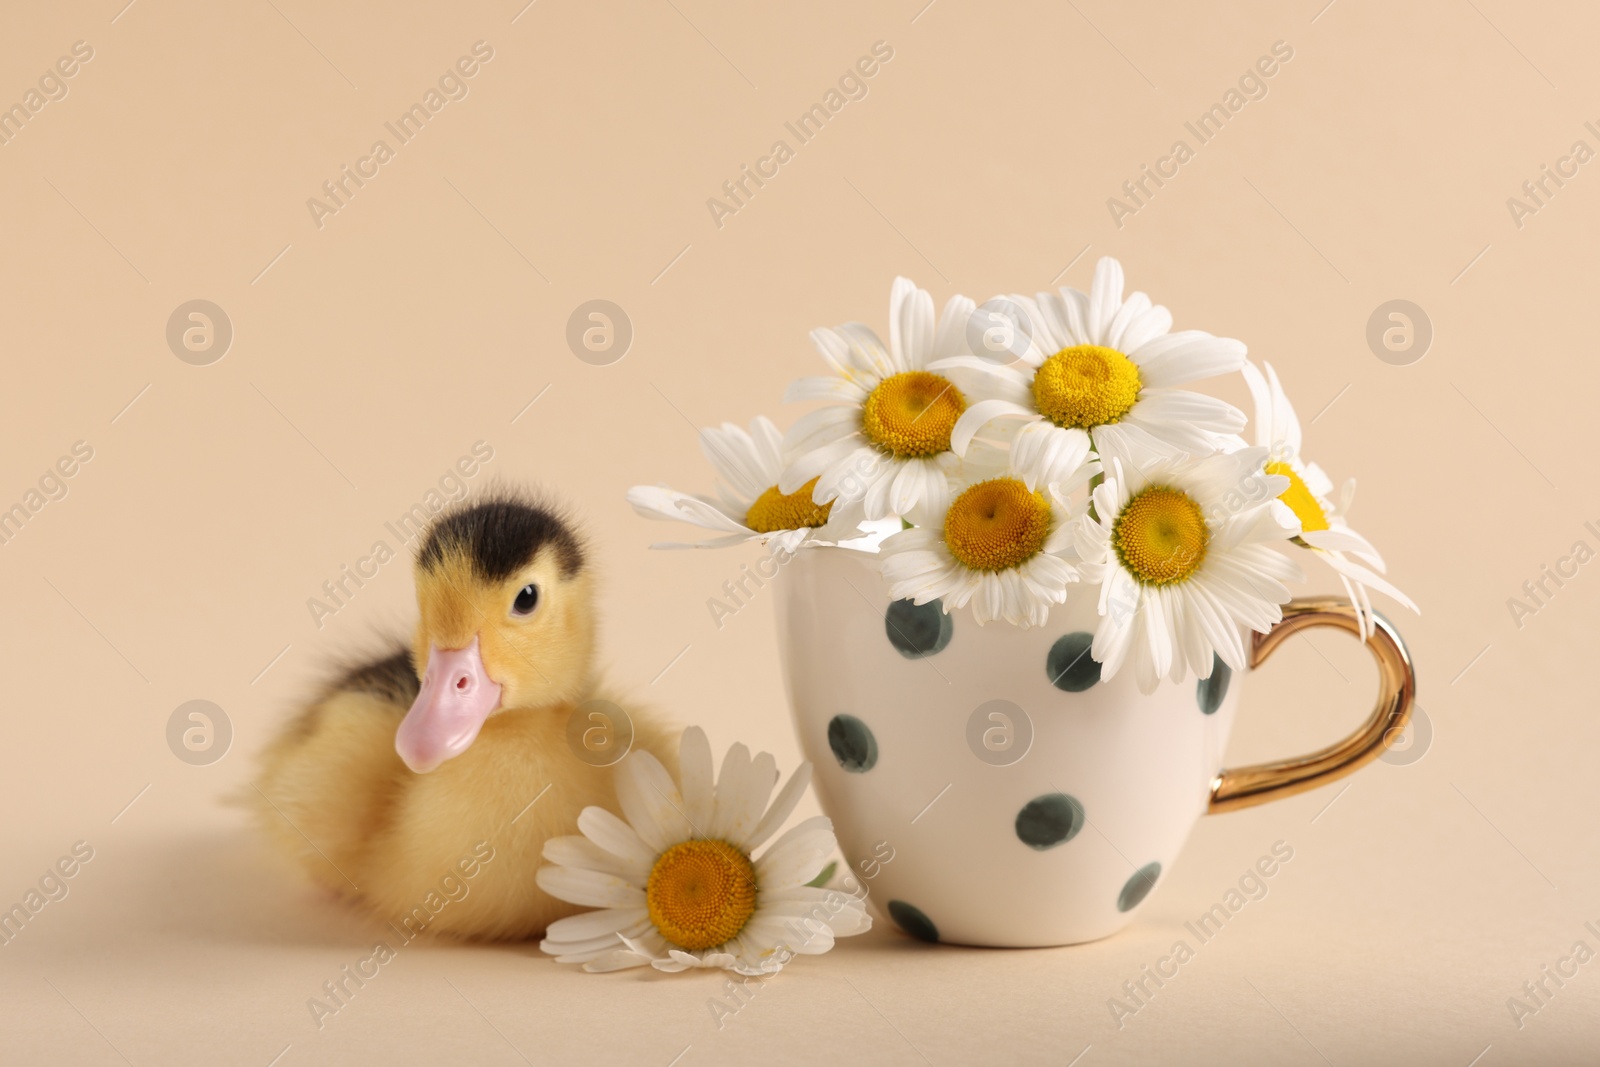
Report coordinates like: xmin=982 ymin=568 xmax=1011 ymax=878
xmin=774 ymin=546 xmax=1414 ymax=947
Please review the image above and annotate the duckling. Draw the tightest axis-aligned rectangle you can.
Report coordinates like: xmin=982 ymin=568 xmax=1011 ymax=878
xmin=254 ymin=494 xmax=678 ymax=941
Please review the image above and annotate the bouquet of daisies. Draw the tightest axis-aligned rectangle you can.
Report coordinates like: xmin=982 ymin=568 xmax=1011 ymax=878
xmin=629 ymin=257 xmax=1416 ymax=694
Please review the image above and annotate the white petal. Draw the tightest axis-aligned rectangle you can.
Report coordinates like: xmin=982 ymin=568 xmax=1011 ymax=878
xmin=783 ymin=404 xmax=860 ymax=458
xmin=1265 ymin=362 xmax=1303 ymax=457
xmin=1105 ymin=290 xmax=1151 ymax=351
xmin=1092 ymin=569 xmax=1141 ymax=680
xmin=887 ymin=456 xmax=952 ymax=525
xmin=815 ymin=446 xmax=888 ymax=508
xmin=748 ymin=416 xmax=785 ymax=474
xmin=614 ymin=750 xmax=691 ymax=852
xmin=889 ymin=277 xmax=936 ymax=370
xmin=548 ymin=826 xmax=649 ymax=882
xmin=535 ymin=865 xmax=646 ymax=909
xmin=580 ymin=949 xmax=654 ymax=973
xmin=745 ymin=763 xmax=814 ymax=851
xmin=626 ymin=486 xmax=749 ymax=535
xmin=853 ymin=459 xmax=903 ymax=522
xmin=647 ymin=532 xmax=761 ymax=551
xmin=933 ymin=293 xmax=977 ymax=360
xmin=754 ymin=815 xmax=836 ymax=890
xmin=780 ymin=437 xmax=864 ymax=496
xmin=1134 ymin=332 xmax=1247 ymax=387
xmin=1126 ymin=389 xmax=1247 ymax=438
xmin=1302 ymin=524 xmax=1382 ymax=562
xmin=927 ymin=354 xmax=1035 ymax=400
xmin=1143 ymin=585 xmax=1175 ymax=684
xmin=837 ymin=322 xmax=897 ymax=379
xmin=950 ymin=398 xmax=1038 ymax=454
xmin=784 ymin=374 xmax=870 ymax=405
xmin=1312 ymin=550 xmax=1419 ymax=613
xmin=699 ymin=423 xmax=771 ymax=501
xmin=1010 ymin=421 xmax=1092 ymax=492
xmin=1118 ymin=301 xmax=1173 ymax=353
xmin=1086 ymin=256 xmax=1125 ymax=345
xmin=1091 ymin=422 xmax=1181 ymax=475
xmin=678 ymin=726 xmax=716 ymax=835
xmin=1032 ymin=290 xmax=1076 ymax=353
xmin=1241 ymin=360 xmax=1275 ymax=451
xmin=808 ymin=326 xmax=856 ymax=377
xmin=758 ymin=888 xmax=875 ymax=938
xmin=750 ymin=914 xmax=834 ymax=955
xmin=543 ymin=906 xmax=648 ymax=943
xmin=576 ymin=806 xmax=660 ymax=873
xmin=1053 ymin=287 xmax=1091 ymax=348
xmin=715 ymin=749 xmax=778 ymax=850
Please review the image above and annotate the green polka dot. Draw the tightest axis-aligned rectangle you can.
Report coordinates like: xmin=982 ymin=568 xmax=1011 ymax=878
xmin=887 ymin=900 xmax=938 ymax=943
xmin=885 ymin=598 xmax=953 ymax=658
xmin=1046 ymin=632 xmax=1101 ymax=692
xmin=1118 ymin=862 xmax=1161 ymax=912
xmin=1014 ymin=793 xmax=1085 ymax=850
xmin=1196 ymin=656 xmax=1232 ymax=715
xmin=826 ymin=714 xmax=878 ymax=773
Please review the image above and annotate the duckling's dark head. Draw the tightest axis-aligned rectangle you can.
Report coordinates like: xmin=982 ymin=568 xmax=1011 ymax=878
xmin=395 ymin=493 xmax=593 ymax=773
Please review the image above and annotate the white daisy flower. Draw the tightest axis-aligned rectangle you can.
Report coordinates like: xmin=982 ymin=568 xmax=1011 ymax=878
xmin=537 ymin=727 xmax=871 ymax=976
xmin=878 ymin=445 xmax=1096 ymax=628
xmin=1241 ymin=360 xmax=1418 ymax=640
xmin=779 ymin=277 xmax=981 ymax=524
xmin=1074 ymin=449 xmax=1301 ymax=693
xmin=935 ymin=256 xmax=1248 ymax=492
xmin=627 ymin=416 xmax=862 ymax=553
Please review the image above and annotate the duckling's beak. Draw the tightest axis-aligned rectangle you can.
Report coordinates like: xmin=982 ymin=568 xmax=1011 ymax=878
xmin=395 ymin=636 xmax=503 ymax=773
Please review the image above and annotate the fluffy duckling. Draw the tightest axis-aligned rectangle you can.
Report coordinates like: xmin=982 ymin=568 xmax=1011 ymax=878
xmin=254 ymin=494 xmax=678 ymax=941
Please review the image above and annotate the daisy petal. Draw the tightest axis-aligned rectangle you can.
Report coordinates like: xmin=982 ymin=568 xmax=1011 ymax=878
xmin=755 ymin=814 xmax=836 ymax=890
xmin=1086 ymin=256 xmax=1125 ymax=344
xmin=745 ymin=763 xmax=814 ymax=851
xmin=548 ymin=827 xmax=649 ymax=882
xmin=535 ymin=865 xmax=646 ymax=909
xmin=713 ymin=747 xmax=778 ymax=848
xmin=626 ymin=486 xmax=750 ymax=535
xmin=678 ymin=726 xmax=716 ymax=834
xmin=950 ymin=398 xmax=1037 ymax=455
xmin=933 ymin=293 xmax=976 ymax=360
xmin=614 ymin=750 xmax=692 ymax=852
xmin=889 ymin=277 xmax=936 ymax=371
xmin=544 ymin=906 xmax=648 ymax=943
xmin=581 ymin=949 xmax=654 ymax=973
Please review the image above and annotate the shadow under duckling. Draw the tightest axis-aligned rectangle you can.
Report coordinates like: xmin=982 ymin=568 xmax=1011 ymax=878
xmin=253 ymin=494 xmax=678 ymax=941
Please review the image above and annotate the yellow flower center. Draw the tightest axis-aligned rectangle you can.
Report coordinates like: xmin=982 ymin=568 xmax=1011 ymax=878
xmin=1265 ymin=461 xmax=1329 ymax=533
xmin=861 ymin=371 xmax=966 ymax=458
xmin=943 ymin=477 xmax=1053 ymax=572
xmin=1113 ymin=485 xmax=1208 ymax=585
xmin=1032 ymin=345 xmax=1142 ymax=429
xmin=744 ymin=477 xmax=833 ymax=533
xmin=645 ymin=839 xmax=758 ymax=951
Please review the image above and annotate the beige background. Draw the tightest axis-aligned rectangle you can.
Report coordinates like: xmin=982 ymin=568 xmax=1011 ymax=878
xmin=1 ymin=0 xmax=1596 ymax=1063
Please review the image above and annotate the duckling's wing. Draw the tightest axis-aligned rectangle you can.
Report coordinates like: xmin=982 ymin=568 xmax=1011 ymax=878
xmin=253 ymin=645 xmax=419 ymax=897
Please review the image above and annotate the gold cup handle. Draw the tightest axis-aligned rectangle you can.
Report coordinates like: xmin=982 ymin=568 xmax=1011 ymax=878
xmin=1207 ymin=596 xmax=1417 ymax=814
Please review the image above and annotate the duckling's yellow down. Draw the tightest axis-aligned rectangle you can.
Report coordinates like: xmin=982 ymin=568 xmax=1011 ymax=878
xmin=253 ymin=497 xmax=678 ymax=941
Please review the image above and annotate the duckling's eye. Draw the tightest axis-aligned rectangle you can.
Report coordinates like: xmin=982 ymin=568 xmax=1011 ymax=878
xmin=511 ymin=584 xmax=540 ymax=617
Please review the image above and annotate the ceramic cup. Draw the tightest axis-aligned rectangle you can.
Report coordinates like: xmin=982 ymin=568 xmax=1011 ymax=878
xmin=774 ymin=546 xmax=1415 ymax=948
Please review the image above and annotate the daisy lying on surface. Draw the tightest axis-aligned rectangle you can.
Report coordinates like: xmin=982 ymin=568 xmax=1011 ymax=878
xmin=537 ymin=727 xmax=869 ymax=975
xmin=627 ymin=256 xmax=1419 ymax=694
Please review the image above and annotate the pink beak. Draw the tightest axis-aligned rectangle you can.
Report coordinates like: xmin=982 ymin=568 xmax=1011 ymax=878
xmin=395 ymin=637 xmax=503 ymax=774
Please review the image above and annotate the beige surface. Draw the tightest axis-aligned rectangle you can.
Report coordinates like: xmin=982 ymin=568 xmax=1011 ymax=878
xmin=1 ymin=0 xmax=1596 ymax=1063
